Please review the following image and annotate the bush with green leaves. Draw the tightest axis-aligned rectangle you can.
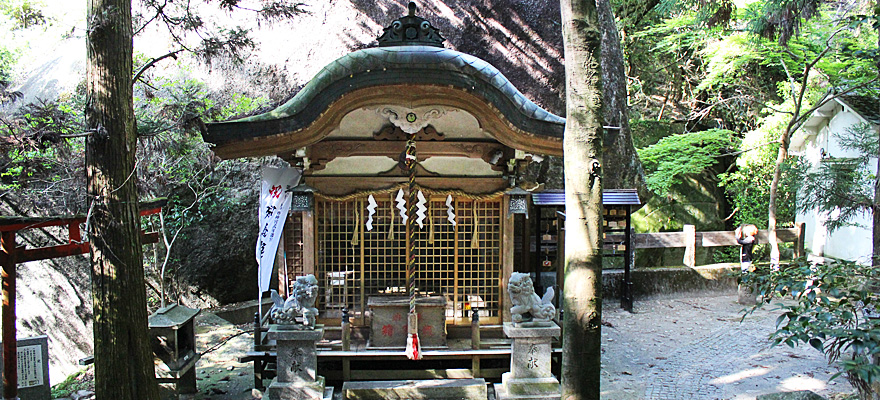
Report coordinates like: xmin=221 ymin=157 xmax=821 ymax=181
xmin=637 ymin=128 xmax=739 ymax=197
xmin=744 ymin=258 xmax=880 ymax=399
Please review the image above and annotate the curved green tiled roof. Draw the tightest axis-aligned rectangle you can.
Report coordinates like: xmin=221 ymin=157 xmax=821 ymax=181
xmin=204 ymin=45 xmax=565 ymax=146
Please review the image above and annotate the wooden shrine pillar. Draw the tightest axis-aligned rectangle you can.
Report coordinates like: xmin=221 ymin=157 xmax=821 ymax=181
xmin=501 ymin=194 xmax=515 ymax=323
xmin=1 ymin=231 xmax=17 ymax=400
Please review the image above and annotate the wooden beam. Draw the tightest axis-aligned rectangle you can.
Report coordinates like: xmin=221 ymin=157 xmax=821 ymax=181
xmin=309 ymin=176 xmax=506 ymax=197
xmin=309 ymin=140 xmax=510 ymax=172
xmin=0 ymin=200 xmax=165 ymax=232
xmin=606 ymin=227 xmax=804 ymax=249
xmin=16 ymin=231 xmax=159 ymax=263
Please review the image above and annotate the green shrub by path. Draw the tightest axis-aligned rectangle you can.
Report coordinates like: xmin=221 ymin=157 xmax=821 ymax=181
xmin=744 ymin=258 xmax=880 ymax=399
xmin=50 ymin=366 xmax=94 ymax=398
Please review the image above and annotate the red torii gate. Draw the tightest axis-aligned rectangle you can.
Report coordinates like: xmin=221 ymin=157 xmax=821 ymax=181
xmin=0 ymin=199 xmax=165 ymax=400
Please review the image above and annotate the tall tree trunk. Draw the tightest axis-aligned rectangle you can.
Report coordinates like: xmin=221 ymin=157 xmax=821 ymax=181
xmin=598 ymin=0 xmax=648 ymax=200
xmin=560 ymin=0 xmax=604 ymax=398
xmin=873 ymin=1 xmax=879 ymax=268
xmin=85 ymin=0 xmax=160 ymax=398
xmin=767 ymin=127 xmax=790 ymax=270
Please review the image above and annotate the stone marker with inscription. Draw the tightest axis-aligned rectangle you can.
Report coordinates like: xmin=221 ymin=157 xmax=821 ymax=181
xmin=0 ymin=335 xmax=50 ymax=400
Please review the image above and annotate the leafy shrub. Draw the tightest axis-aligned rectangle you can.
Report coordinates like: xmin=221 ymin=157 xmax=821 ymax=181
xmin=637 ymin=128 xmax=739 ymax=196
xmin=744 ymin=258 xmax=880 ymax=399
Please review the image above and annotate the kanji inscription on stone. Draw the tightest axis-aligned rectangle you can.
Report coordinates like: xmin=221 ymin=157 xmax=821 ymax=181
xmin=17 ymin=345 xmax=43 ymax=388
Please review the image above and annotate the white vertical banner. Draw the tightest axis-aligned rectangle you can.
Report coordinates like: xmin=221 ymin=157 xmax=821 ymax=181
xmin=256 ymin=166 xmax=301 ymax=301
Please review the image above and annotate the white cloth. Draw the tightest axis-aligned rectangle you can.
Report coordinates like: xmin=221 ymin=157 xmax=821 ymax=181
xmin=256 ymin=166 xmax=301 ymax=296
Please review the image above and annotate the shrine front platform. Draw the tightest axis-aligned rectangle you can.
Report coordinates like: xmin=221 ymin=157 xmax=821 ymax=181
xmin=241 ymin=325 xmax=562 ymax=387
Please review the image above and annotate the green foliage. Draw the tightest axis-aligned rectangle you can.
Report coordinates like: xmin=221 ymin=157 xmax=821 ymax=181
xmin=630 ymin=119 xmax=684 ymax=148
xmin=0 ymin=97 xmax=84 ymax=195
xmin=638 ymin=129 xmax=739 ymax=196
xmin=0 ymin=46 xmax=16 ymax=83
xmin=744 ymin=258 xmax=880 ymax=397
xmin=0 ymin=0 xmax=48 ymax=29
xmin=133 ymin=71 xmax=268 ymax=200
xmin=743 ymin=0 xmax=821 ymax=45
xmin=792 ymin=123 xmax=877 ymax=232
xmin=50 ymin=368 xmax=93 ymax=398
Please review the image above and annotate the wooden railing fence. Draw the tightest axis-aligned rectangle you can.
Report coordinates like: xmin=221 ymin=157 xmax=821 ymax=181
xmin=605 ymin=223 xmax=806 ymax=267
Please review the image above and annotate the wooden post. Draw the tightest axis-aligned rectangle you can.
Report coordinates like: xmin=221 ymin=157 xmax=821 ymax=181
xmin=555 ymin=210 xmax=565 ymax=310
xmin=1 ymin=231 xmax=17 ymax=400
xmin=302 ymin=211 xmax=315 ymax=277
xmin=795 ymin=222 xmax=806 ymax=258
xmin=470 ymin=308 xmax=480 ymax=350
xmin=683 ymin=225 xmax=696 ymax=267
xmin=521 ymin=207 xmax=531 ymax=274
xmin=274 ymin=231 xmax=286 ymax=295
xmin=501 ymin=195 xmax=515 ymax=323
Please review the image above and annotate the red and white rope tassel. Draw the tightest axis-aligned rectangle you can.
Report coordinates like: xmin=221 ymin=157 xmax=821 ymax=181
xmin=406 ymin=312 xmax=422 ymax=360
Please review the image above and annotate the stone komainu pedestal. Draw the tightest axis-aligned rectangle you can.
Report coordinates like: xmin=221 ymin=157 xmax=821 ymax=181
xmin=267 ymin=325 xmax=330 ymax=400
xmin=494 ymin=322 xmax=561 ymax=400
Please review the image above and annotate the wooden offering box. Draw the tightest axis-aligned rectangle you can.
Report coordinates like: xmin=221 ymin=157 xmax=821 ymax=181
xmin=368 ymin=296 xmax=447 ymax=349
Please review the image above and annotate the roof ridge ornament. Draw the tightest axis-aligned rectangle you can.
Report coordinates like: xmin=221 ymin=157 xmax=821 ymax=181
xmin=376 ymin=1 xmax=445 ymax=48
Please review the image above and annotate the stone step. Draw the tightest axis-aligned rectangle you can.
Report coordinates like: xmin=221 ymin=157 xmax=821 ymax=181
xmin=342 ymin=378 xmax=488 ymax=400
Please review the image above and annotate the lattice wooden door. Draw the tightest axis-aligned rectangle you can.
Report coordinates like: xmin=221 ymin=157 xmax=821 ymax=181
xmin=312 ymin=194 xmax=502 ymax=325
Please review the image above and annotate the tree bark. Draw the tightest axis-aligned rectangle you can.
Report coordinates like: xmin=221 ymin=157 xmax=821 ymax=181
xmin=598 ymin=0 xmax=648 ymax=200
xmin=560 ymin=0 xmax=604 ymax=398
xmin=85 ymin=0 xmax=160 ymax=398
xmin=873 ymin=2 xmax=879 ymax=268
xmin=767 ymin=128 xmax=789 ymax=269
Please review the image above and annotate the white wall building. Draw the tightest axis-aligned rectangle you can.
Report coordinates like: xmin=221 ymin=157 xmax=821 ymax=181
xmin=790 ymin=93 xmax=879 ymax=264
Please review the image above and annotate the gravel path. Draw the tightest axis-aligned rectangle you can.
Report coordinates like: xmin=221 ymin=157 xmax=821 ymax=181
xmin=172 ymin=292 xmax=854 ymax=400
xmin=601 ymin=293 xmax=852 ymax=400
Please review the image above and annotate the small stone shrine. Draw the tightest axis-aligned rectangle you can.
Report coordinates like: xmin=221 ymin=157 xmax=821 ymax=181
xmin=267 ymin=275 xmax=332 ymax=400
xmin=494 ymin=272 xmax=561 ymax=400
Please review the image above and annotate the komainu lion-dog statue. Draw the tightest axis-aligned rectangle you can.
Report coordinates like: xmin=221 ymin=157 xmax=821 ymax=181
xmin=508 ymin=272 xmax=556 ymax=326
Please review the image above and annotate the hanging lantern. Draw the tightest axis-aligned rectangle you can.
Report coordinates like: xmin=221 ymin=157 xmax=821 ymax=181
xmin=506 ymin=186 xmax=530 ymax=218
xmin=288 ymin=182 xmax=317 ymax=212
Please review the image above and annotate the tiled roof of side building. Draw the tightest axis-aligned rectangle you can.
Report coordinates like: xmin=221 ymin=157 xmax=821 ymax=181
xmin=839 ymin=94 xmax=880 ymax=124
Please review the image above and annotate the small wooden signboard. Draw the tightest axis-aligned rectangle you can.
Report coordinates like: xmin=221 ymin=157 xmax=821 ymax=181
xmin=1 ymin=335 xmax=50 ymax=400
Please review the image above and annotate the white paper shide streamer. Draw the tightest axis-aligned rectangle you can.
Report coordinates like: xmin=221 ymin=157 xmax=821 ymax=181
xmin=446 ymin=195 xmax=456 ymax=226
xmin=396 ymin=189 xmax=408 ymax=224
xmin=415 ymin=191 xmax=428 ymax=228
xmin=366 ymin=194 xmax=377 ymax=231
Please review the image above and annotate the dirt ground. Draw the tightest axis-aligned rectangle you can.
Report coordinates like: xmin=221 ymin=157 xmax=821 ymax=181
xmin=180 ymin=292 xmax=856 ymax=400
xmin=600 ymin=293 xmax=853 ymax=400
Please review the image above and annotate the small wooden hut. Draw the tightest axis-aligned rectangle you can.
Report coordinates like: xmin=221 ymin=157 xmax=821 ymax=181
xmin=203 ymin=3 xmax=564 ymax=330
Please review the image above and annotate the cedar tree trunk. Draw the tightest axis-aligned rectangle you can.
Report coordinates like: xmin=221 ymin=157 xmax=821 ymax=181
xmin=85 ymin=0 xmax=160 ymax=398
xmin=560 ymin=0 xmax=604 ymax=398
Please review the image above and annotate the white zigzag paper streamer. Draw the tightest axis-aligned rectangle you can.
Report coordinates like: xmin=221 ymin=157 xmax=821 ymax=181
xmin=395 ymin=189 xmax=408 ymax=224
xmin=416 ymin=191 xmax=427 ymax=228
xmin=446 ymin=195 xmax=456 ymax=226
xmin=366 ymin=194 xmax=377 ymax=231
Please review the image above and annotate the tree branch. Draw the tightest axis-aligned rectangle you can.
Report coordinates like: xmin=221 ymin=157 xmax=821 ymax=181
xmin=133 ymin=49 xmax=183 ymax=83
